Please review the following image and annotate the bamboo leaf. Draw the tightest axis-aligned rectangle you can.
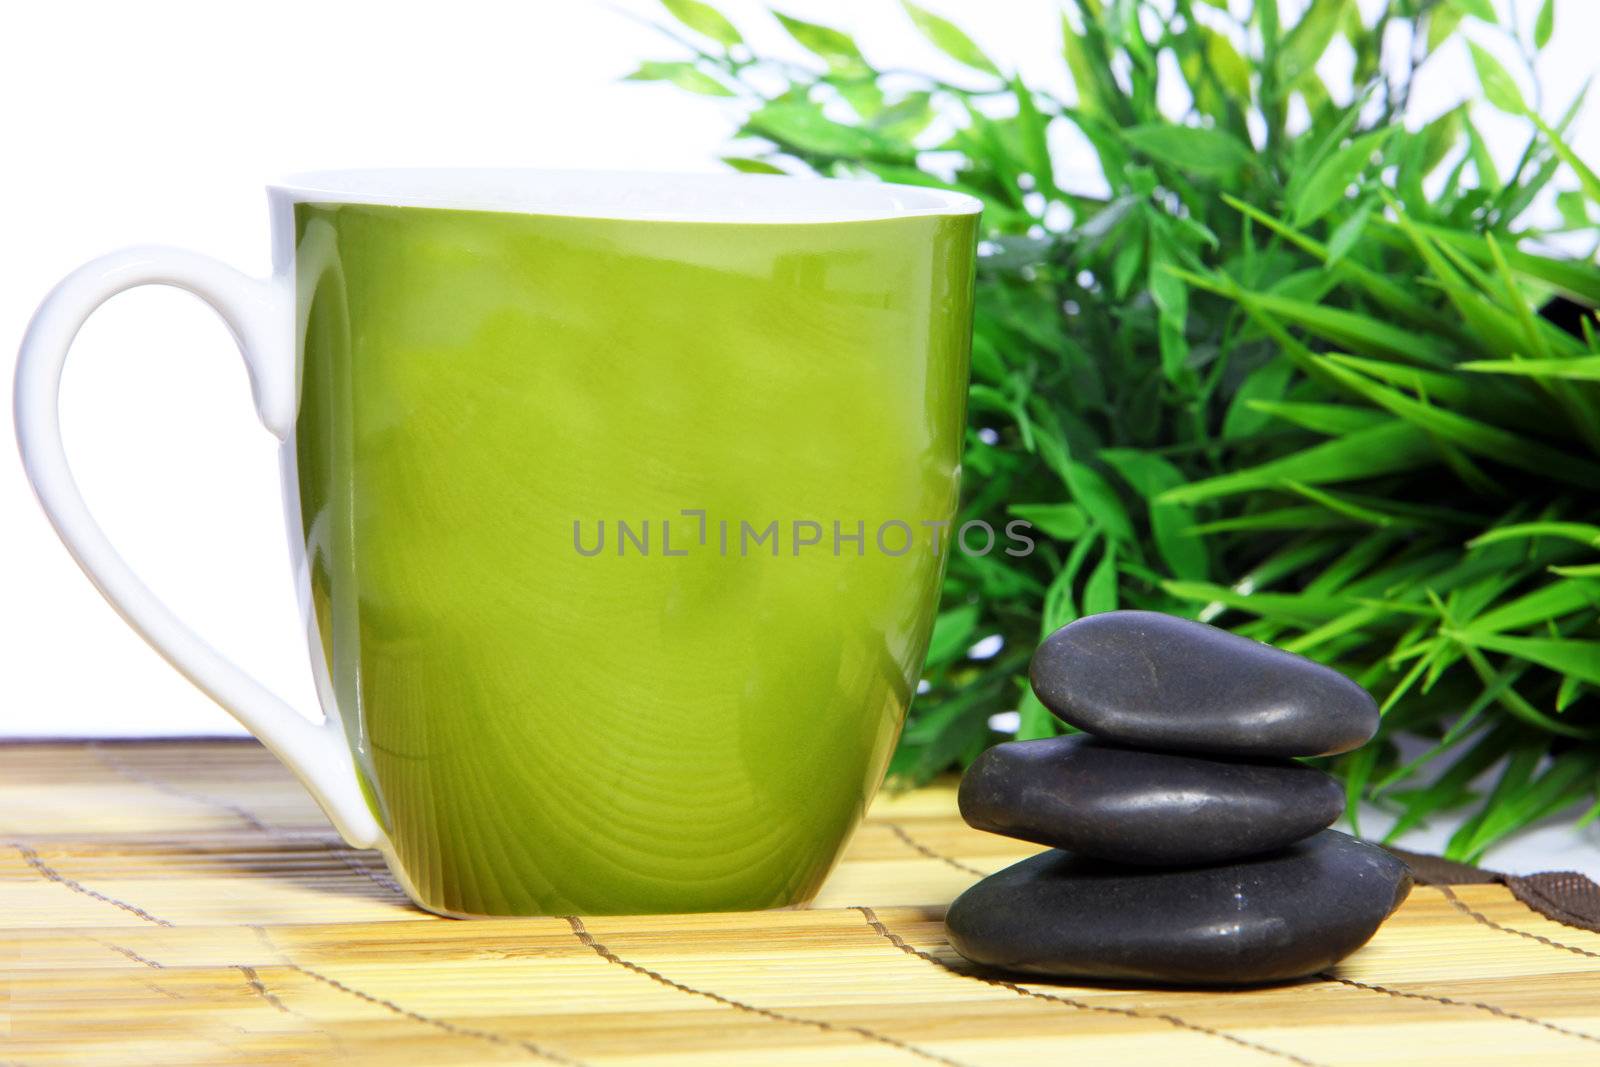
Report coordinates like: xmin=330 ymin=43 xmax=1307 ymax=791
xmin=1326 ymin=198 xmax=1375 ymax=263
xmin=661 ymin=0 xmax=742 ymax=47
xmin=1469 ymin=522 xmax=1600 ymax=550
xmin=1011 ymin=76 xmax=1056 ymax=191
xmin=720 ymin=156 xmax=786 ymax=174
xmin=1015 ymin=689 xmax=1061 ymax=740
xmin=1464 ymin=115 xmax=1502 ymax=187
xmin=1293 ymin=128 xmax=1392 ymax=225
xmin=1383 ymin=723 xmax=1523 ymax=844
xmin=1202 ymin=25 xmax=1253 ymax=102
xmin=1217 ymin=195 xmax=1448 ymax=327
xmin=1417 ymin=105 xmax=1466 ymax=175
xmin=1008 ymin=503 xmax=1089 ymax=541
xmin=1448 ymin=0 xmax=1496 ymax=21
xmin=903 ymin=1 xmax=1001 ymax=76
xmin=1343 ymin=742 xmax=1380 ymax=835
xmin=1530 ymin=110 xmax=1600 ymax=203
xmin=1463 ymin=749 xmax=1600 ymax=860
xmin=1246 ymin=399 xmax=1392 ymax=436
xmin=1284 ymin=481 xmax=1407 ymax=527
xmin=745 ymin=100 xmax=910 ymax=160
xmin=626 ymin=61 xmax=735 ymax=96
xmin=1313 ymin=356 xmax=1600 ymax=489
xmin=1320 ymin=354 xmax=1474 ymax=406
xmin=1063 ymin=460 xmax=1137 ymax=543
xmin=1534 ymin=0 xmax=1555 ymax=51
xmin=1159 ymin=421 xmax=1436 ymax=505
xmin=1100 ymin=449 xmax=1209 ymax=580
xmin=1162 ymin=582 xmax=1351 ymax=623
xmin=1084 ymin=543 xmax=1120 ymax=614
xmin=1374 ymin=713 xmax=1493 ymax=794
xmin=1558 ymin=189 xmax=1592 ymax=229
xmin=1426 ymin=5 xmax=1463 ymax=53
xmin=1460 ymin=355 xmax=1600 ymax=380
xmin=1458 ymin=646 xmax=1600 ymax=737
xmin=1041 ymin=529 xmax=1101 ymax=632
xmin=1148 ymin=240 xmax=1190 ymax=381
xmin=1446 ymin=739 xmax=1544 ymax=859
xmin=1122 ymin=124 xmax=1254 ymax=179
xmin=1447 ymin=631 xmax=1600 ymax=687
xmin=1407 ymin=220 xmax=1600 ymax=306
xmin=1187 ymin=506 xmax=1363 ymax=535
xmin=1465 ymin=580 xmax=1600 ymax=633
xmin=926 ymin=604 xmax=980 ymax=666
xmin=1280 ymin=0 xmax=1348 ymax=84
xmin=1468 ymin=41 xmax=1528 ymax=115
xmin=1178 ymin=268 xmax=1455 ymax=365
xmin=774 ymin=12 xmax=866 ymax=70
xmin=1223 ymin=358 xmax=1295 ymax=440
xmin=890 ymin=673 xmax=1009 ymax=782
xmin=1061 ymin=13 xmax=1111 ymax=119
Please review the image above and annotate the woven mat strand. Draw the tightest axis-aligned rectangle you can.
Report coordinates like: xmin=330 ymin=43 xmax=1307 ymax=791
xmin=7 ymin=740 xmax=1600 ymax=1066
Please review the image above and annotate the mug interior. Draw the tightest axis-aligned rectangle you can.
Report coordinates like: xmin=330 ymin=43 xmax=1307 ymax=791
xmin=269 ymin=168 xmax=982 ymax=224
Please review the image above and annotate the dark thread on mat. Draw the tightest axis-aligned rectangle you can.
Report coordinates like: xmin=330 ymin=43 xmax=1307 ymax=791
xmin=249 ymin=925 xmax=584 ymax=1065
xmin=99 ymin=938 xmax=166 ymax=969
xmin=19 ymin=792 xmax=358 ymax=1029
xmin=237 ymin=964 xmax=297 ymax=1016
xmin=883 ymin=822 xmax=990 ymax=878
xmin=1321 ymin=973 xmax=1600 ymax=1045
xmin=98 ymin=936 xmax=299 ymax=1020
xmin=92 ymin=936 xmax=178 ymax=1001
xmin=97 ymin=932 xmax=332 ymax=1040
xmin=87 ymin=741 xmax=408 ymax=897
xmin=1430 ymin=881 xmax=1600 ymax=962
xmin=12 ymin=842 xmax=173 ymax=926
xmin=140 ymin=978 xmax=184 ymax=1000
xmin=852 ymin=906 xmax=1324 ymax=1067
xmin=87 ymin=741 xmax=273 ymax=834
xmin=564 ymin=915 xmax=971 ymax=1067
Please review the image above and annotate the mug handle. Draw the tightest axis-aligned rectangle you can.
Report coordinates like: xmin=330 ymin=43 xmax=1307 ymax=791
xmin=13 ymin=246 xmax=382 ymax=849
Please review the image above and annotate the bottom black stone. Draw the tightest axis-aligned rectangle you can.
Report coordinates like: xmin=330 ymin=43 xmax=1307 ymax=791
xmin=945 ymin=830 xmax=1412 ymax=987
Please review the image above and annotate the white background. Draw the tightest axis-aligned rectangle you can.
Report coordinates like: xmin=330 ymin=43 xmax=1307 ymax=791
xmin=3 ymin=0 xmax=1598 ymax=870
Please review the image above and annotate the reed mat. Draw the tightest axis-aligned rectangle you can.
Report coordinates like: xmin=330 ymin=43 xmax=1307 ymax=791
xmin=6 ymin=741 xmax=1600 ymax=1066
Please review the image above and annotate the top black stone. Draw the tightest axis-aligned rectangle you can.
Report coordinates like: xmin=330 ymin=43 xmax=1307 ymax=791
xmin=1029 ymin=610 xmax=1380 ymax=757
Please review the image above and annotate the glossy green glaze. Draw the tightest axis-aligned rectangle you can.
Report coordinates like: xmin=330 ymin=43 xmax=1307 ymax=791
xmin=293 ymin=201 xmax=976 ymax=916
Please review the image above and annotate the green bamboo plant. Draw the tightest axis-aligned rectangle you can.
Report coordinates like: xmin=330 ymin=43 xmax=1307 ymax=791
xmin=636 ymin=0 xmax=1600 ymax=861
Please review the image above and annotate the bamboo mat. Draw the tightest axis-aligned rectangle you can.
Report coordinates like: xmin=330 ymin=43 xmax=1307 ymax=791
xmin=7 ymin=743 xmax=1600 ymax=1066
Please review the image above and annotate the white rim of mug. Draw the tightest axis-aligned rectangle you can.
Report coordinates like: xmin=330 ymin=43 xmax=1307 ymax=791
xmin=269 ymin=167 xmax=984 ymax=224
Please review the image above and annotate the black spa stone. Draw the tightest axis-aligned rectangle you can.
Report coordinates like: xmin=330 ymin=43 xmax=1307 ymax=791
xmin=944 ymin=830 xmax=1411 ymax=986
xmin=958 ymin=734 xmax=1344 ymax=866
xmin=1029 ymin=611 xmax=1380 ymax=758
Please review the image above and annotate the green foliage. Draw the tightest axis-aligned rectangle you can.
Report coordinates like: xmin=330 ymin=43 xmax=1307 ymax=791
xmin=642 ymin=0 xmax=1600 ymax=862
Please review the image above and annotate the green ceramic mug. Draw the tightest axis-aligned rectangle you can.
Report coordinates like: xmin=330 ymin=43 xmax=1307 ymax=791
xmin=15 ymin=170 xmax=980 ymax=916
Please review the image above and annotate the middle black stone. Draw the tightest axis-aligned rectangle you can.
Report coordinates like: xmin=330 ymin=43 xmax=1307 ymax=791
xmin=958 ymin=734 xmax=1345 ymax=867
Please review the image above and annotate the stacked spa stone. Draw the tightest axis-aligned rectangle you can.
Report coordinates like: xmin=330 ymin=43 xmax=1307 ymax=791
xmin=948 ymin=610 xmax=1412 ymax=987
